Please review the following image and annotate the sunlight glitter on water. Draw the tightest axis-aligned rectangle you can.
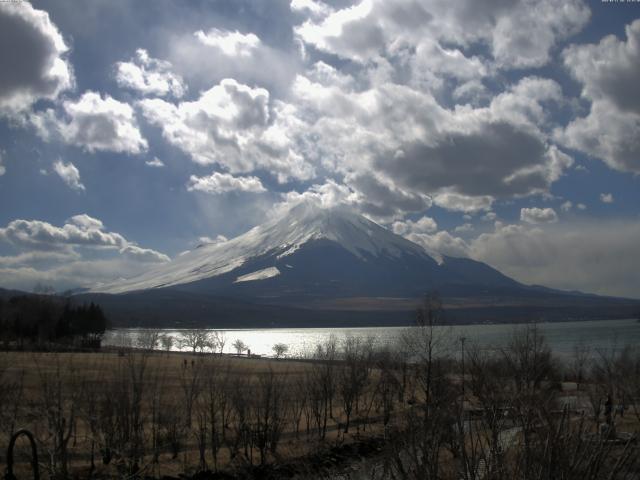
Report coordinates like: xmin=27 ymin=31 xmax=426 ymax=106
xmin=103 ymin=318 xmax=640 ymax=358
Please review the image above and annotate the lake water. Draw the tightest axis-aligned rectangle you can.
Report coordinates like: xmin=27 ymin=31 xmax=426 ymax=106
xmin=103 ymin=318 xmax=640 ymax=359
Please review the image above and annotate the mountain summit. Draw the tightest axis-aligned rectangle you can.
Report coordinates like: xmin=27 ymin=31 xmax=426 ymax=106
xmin=94 ymin=203 xmax=518 ymax=298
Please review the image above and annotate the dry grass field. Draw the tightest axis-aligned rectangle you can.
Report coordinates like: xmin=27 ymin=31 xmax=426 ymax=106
xmin=2 ymin=321 xmax=640 ymax=479
xmin=0 ymin=348 xmax=396 ymax=478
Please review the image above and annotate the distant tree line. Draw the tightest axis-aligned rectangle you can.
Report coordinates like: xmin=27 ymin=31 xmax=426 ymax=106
xmin=0 ymin=293 xmax=108 ymax=349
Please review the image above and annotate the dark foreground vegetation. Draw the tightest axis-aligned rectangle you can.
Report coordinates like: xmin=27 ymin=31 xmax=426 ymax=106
xmin=0 ymin=293 xmax=108 ymax=349
xmin=1 ymin=295 xmax=640 ymax=479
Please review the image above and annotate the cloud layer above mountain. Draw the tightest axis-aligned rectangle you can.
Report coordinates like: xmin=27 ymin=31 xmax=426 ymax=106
xmin=0 ymin=0 xmax=638 ymax=296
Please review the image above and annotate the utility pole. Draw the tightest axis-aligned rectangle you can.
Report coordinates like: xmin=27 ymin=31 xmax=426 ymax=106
xmin=460 ymin=336 xmax=466 ymax=406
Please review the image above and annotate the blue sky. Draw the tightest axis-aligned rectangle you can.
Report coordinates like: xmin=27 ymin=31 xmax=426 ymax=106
xmin=1 ymin=0 xmax=639 ymax=297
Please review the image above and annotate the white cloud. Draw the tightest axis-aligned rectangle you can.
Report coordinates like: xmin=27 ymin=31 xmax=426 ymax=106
xmin=194 ymin=28 xmax=261 ymax=57
xmin=294 ymin=0 xmax=379 ymax=63
xmin=559 ymin=20 xmax=640 ymax=174
xmin=469 ymin=221 xmax=640 ymax=298
xmin=0 ymin=214 xmax=167 ymax=260
xmin=0 ymin=216 xmax=125 ymax=250
xmin=145 ymin=157 xmax=165 ymax=167
xmin=291 ymin=75 xmax=572 ymax=212
xmin=0 ymin=3 xmax=74 ymax=114
xmin=0 ymin=215 xmax=169 ymax=291
xmin=115 ymin=49 xmax=185 ymax=98
xmin=392 ymin=216 xmax=437 ymax=236
xmin=285 ymin=3 xmax=579 ymax=222
xmin=0 ymin=250 xmax=78 ymax=269
xmin=520 ymin=207 xmax=558 ymax=224
xmin=139 ymin=78 xmax=314 ymax=182
xmin=563 ymin=20 xmax=640 ymax=115
xmin=559 ymin=200 xmax=586 ymax=212
xmin=275 ymin=179 xmax=359 ymax=216
xmin=306 ymin=211 xmax=640 ymax=298
xmin=433 ymin=193 xmax=493 ymax=213
xmin=187 ymin=172 xmax=266 ymax=194
xmin=275 ymin=176 xmax=430 ymax=223
xmin=68 ymin=214 xmax=104 ymax=230
xmin=290 ymin=0 xmax=332 ymax=17
xmin=600 ymin=193 xmax=614 ymax=204
xmin=119 ymin=244 xmax=171 ymax=263
xmin=560 ymin=201 xmax=573 ymax=212
xmin=454 ymin=223 xmax=474 ymax=234
xmin=559 ymin=100 xmax=640 ymax=174
xmin=33 ymin=91 xmax=148 ymax=154
xmin=0 ymin=258 xmax=161 ymax=293
xmin=0 ymin=150 xmax=5 ymax=176
xmin=489 ymin=0 xmax=589 ymax=69
xmin=53 ymin=160 xmax=85 ymax=191
xmin=197 ymin=235 xmax=228 ymax=246
xmin=294 ymin=0 xmax=589 ymax=69
xmin=167 ymin=25 xmax=300 ymax=102
xmin=406 ymin=230 xmax=470 ymax=261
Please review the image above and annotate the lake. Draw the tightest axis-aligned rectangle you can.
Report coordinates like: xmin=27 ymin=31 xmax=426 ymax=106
xmin=103 ymin=318 xmax=640 ymax=359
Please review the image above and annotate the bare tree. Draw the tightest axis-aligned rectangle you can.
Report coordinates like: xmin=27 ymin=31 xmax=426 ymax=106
xmin=145 ymin=355 xmax=168 ymax=473
xmin=211 ymin=331 xmax=226 ymax=355
xmin=159 ymin=333 xmax=174 ymax=353
xmin=232 ymin=339 xmax=248 ymax=355
xmin=229 ymin=375 xmax=251 ymax=462
xmin=337 ymin=336 xmax=372 ymax=432
xmin=136 ymin=329 xmax=161 ymax=351
xmin=382 ymin=293 xmax=460 ymax=479
xmin=373 ymin=347 xmax=401 ymax=436
xmin=306 ymin=336 xmax=338 ymax=440
xmin=178 ymin=329 xmax=212 ymax=353
xmin=570 ymin=340 xmax=591 ymax=391
xmin=272 ymin=343 xmax=289 ymax=358
xmin=289 ymin=374 xmax=308 ymax=439
xmin=124 ymin=351 xmax=150 ymax=472
xmin=201 ymin=357 xmax=232 ymax=471
xmin=34 ymin=354 xmax=84 ymax=478
xmin=0 ymin=357 xmax=25 ymax=444
xmin=158 ymin=401 xmax=185 ymax=460
xmin=179 ymin=357 xmax=204 ymax=428
xmin=467 ymin=344 xmax=514 ymax=478
xmin=251 ymin=368 xmax=288 ymax=465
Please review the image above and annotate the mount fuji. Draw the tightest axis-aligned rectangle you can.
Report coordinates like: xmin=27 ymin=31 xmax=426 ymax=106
xmin=93 ymin=203 xmax=517 ymax=298
xmin=83 ymin=203 xmax=638 ymax=327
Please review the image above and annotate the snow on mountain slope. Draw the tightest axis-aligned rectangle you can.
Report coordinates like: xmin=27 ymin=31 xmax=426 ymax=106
xmin=234 ymin=267 xmax=280 ymax=283
xmin=93 ymin=203 xmax=436 ymax=294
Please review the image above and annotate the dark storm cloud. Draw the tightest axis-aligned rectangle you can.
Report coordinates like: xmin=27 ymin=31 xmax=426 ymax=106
xmin=375 ymin=122 xmax=552 ymax=198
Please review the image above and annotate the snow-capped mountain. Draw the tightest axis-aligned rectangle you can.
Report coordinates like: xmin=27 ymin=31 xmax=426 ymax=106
xmin=93 ymin=203 xmax=518 ymax=298
xmin=82 ymin=203 xmax=640 ymax=328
